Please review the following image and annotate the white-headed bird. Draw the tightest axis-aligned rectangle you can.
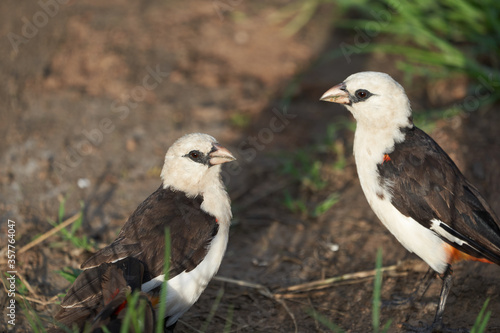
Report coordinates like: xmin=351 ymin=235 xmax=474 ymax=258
xmin=52 ymin=133 xmax=235 ymax=332
xmin=321 ymin=72 xmax=500 ymax=330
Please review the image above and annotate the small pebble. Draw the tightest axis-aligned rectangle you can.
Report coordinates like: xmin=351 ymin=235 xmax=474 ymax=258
xmin=77 ymin=178 xmax=91 ymax=189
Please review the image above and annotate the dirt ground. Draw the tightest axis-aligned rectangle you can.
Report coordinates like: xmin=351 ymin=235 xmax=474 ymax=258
xmin=1 ymin=1 xmax=500 ymax=332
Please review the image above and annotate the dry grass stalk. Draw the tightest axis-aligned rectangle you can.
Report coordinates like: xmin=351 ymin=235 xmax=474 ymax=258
xmin=275 ymin=264 xmax=400 ymax=295
xmin=18 ymin=212 xmax=81 ymax=254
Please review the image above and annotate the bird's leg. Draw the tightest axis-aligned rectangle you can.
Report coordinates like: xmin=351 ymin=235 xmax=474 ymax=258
xmin=413 ymin=267 xmax=437 ymax=301
xmin=384 ymin=267 xmax=437 ymax=309
xmin=404 ymin=266 xmax=468 ymax=333
xmin=388 ymin=264 xmax=461 ymax=333
xmin=431 ymin=265 xmax=453 ymax=331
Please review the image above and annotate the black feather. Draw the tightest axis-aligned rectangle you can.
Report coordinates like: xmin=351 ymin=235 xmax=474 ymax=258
xmin=377 ymin=126 xmax=500 ymax=265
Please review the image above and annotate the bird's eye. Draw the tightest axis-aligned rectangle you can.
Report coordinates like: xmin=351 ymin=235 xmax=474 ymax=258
xmin=354 ymin=89 xmax=372 ymax=102
xmin=186 ymin=150 xmax=207 ymax=164
xmin=357 ymin=90 xmax=367 ymax=98
xmin=185 ymin=150 xmax=206 ymax=164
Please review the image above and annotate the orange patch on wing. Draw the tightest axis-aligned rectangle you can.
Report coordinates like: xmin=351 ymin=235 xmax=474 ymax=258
xmin=383 ymin=154 xmax=391 ymax=163
xmin=149 ymin=295 xmax=160 ymax=307
xmin=443 ymin=243 xmax=494 ymax=264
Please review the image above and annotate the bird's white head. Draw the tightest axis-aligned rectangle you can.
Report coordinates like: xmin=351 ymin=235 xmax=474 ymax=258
xmin=320 ymin=72 xmax=413 ymax=130
xmin=160 ymin=133 xmax=235 ymax=197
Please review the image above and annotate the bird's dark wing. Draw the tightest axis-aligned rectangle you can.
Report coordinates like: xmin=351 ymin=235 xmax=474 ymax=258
xmin=90 ymin=259 xmax=155 ymax=333
xmin=81 ymin=186 xmax=218 ymax=280
xmin=377 ymin=126 xmax=500 ymax=264
xmin=53 ymin=257 xmax=148 ymax=332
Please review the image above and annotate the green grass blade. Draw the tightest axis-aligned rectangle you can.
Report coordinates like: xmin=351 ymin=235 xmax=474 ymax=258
xmin=58 ymin=197 xmax=66 ymax=223
xmin=69 ymin=208 xmax=83 ymax=236
xmin=56 ymin=267 xmax=82 ymax=284
xmin=372 ymin=248 xmax=383 ymax=333
xmin=155 ymin=228 xmax=171 ymax=333
xmin=101 ymin=326 xmax=112 ymax=333
xmin=282 ymin=0 xmax=320 ymax=36
xmin=200 ymin=287 xmax=224 ymax=332
xmin=223 ymin=304 xmax=234 ymax=333
xmin=313 ymin=193 xmax=340 ymax=217
xmin=19 ymin=297 xmax=49 ymax=333
xmin=471 ymin=298 xmax=491 ymax=333
xmin=307 ymin=308 xmax=345 ymax=333
xmin=119 ymin=291 xmax=136 ymax=333
xmin=381 ymin=319 xmax=393 ymax=333
xmin=373 ymin=248 xmax=392 ymax=332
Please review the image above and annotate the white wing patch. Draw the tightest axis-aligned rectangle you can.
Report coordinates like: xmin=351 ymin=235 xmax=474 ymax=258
xmin=430 ymin=219 xmax=467 ymax=246
xmin=141 ymin=274 xmax=165 ymax=293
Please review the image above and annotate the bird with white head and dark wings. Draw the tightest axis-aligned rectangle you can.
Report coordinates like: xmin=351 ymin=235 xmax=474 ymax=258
xmin=320 ymin=72 xmax=500 ymax=331
xmin=50 ymin=133 xmax=236 ymax=333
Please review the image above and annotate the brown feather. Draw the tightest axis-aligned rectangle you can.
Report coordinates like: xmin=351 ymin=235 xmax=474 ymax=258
xmin=81 ymin=186 xmax=218 ymax=280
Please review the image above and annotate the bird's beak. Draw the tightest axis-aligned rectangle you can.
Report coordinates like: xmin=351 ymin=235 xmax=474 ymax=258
xmin=320 ymin=83 xmax=350 ymax=105
xmin=209 ymin=143 xmax=236 ymax=165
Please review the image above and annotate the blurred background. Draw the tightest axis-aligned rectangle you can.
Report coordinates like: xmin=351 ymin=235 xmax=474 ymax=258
xmin=1 ymin=0 xmax=500 ymax=331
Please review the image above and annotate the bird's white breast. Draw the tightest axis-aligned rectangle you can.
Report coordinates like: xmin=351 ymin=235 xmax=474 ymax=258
xmin=353 ymin=125 xmax=448 ymax=274
xmin=141 ymin=222 xmax=229 ymax=327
